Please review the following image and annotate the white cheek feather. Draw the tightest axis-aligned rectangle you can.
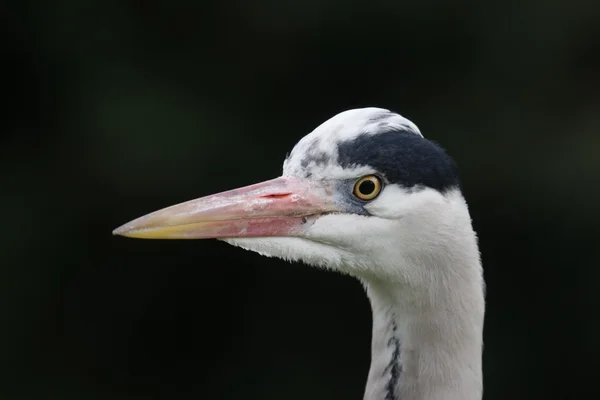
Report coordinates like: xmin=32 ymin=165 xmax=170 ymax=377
xmin=363 ymin=185 xmax=444 ymax=219
xmin=302 ymin=188 xmax=479 ymax=283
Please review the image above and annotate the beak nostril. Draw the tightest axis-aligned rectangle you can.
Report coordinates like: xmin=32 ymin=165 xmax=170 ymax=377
xmin=262 ymin=193 xmax=291 ymax=199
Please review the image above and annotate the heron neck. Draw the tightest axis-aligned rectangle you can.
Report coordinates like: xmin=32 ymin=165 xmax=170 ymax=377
xmin=361 ymin=276 xmax=484 ymax=400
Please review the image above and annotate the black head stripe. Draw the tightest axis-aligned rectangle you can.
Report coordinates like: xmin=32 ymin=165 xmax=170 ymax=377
xmin=337 ymin=129 xmax=461 ymax=192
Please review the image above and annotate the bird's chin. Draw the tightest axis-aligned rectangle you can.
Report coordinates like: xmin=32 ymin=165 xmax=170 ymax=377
xmin=221 ymin=236 xmax=347 ymax=270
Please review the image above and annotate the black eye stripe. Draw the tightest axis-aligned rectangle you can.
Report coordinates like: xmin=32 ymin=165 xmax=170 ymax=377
xmin=337 ymin=129 xmax=461 ymax=193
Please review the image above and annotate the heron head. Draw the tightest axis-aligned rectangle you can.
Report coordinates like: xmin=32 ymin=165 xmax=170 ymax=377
xmin=113 ymin=108 xmax=471 ymax=279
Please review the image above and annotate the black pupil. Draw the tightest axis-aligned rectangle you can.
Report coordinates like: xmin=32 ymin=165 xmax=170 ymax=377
xmin=359 ymin=179 xmax=376 ymax=195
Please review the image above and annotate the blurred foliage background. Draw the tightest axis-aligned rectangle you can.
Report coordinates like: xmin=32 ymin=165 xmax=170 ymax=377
xmin=2 ymin=0 xmax=600 ymax=399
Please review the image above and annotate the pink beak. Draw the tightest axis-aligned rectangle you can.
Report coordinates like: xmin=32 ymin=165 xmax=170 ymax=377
xmin=112 ymin=176 xmax=339 ymax=239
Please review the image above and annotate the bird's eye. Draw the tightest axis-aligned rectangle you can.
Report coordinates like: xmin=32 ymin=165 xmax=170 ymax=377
xmin=353 ymin=175 xmax=382 ymax=201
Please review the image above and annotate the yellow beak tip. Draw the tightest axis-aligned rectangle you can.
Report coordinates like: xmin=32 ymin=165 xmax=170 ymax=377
xmin=112 ymin=224 xmax=144 ymax=238
xmin=112 ymin=224 xmax=188 ymax=239
xmin=112 ymin=229 xmax=132 ymax=238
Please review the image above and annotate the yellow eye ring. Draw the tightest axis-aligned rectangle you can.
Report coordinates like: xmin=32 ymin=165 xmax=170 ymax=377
xmin=353 ymin=175 xmax=382 ymax=201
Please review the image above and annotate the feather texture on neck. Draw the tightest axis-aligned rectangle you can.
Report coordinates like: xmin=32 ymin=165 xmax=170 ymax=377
xmin=361 ymin=252 xmax=484 ymax=400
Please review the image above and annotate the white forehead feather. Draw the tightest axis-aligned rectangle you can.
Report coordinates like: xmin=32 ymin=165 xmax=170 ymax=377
xmin=283 ymin=107 xmax=422 ymax=179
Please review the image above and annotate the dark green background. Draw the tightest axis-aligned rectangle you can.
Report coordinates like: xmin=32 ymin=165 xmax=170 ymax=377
xmin=2 ymin=1 xmax=599 ymax=399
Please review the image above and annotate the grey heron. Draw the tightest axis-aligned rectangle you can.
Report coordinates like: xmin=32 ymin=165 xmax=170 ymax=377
xmin=113 ymin=107 xmax=485 ymax=400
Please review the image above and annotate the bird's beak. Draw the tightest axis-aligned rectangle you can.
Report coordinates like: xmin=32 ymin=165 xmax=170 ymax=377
xmin=113 ymin=176 xmax=338 ymax=239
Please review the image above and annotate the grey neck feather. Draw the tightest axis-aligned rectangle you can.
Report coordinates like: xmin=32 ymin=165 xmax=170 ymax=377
xmin=361 ymin=266 xmax=484 ymax=400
